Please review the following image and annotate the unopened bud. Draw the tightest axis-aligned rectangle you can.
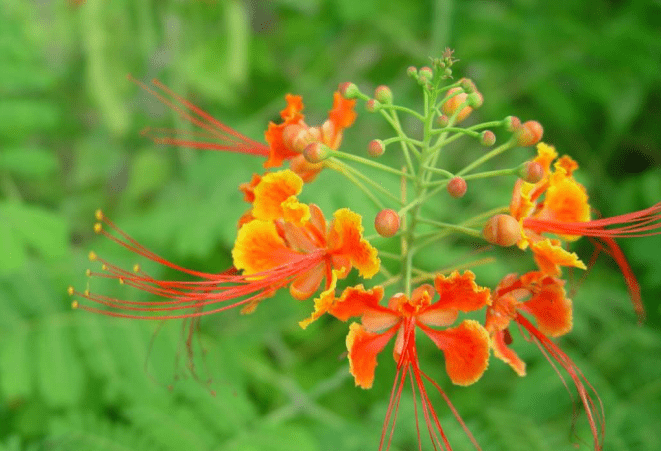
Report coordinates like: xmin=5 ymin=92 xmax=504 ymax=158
xmin=367 ymin=139 xmax=385 ymax=157
xmin=459 ymin=78 xmax=477 ymax=93
xmin=303 ymin=142 xmax=330 ymax=164
xmin=504 ymin=116 xmax=521 ymax=132
xmin=374 ymin=85 xmax=393 ymax=104
xmin=442 ymin=88 xmax=473 ymax=123
xmin=466 ymin=92 xmax=483 ymax=108
xmin=406 ymin=66 xmax=418 ymax=78
xmin=515 ymin=121 xmax=543 ymax=147
xmin=443 ymin=67 xmax=453 ymax=78
xmin=375 ymin=209 xmax=400 ymax=238
xmin=480 ymin=130 xmax=496 ymax=146
xmin=436 ymin=115 xmax=449 ymax=128
xmin=483 ymin=214 xmax=520 ymax=247
xmin=338 ymin=82 xmax=359 ymax=99
xmin=519 ymin=161 xmax=544 ymax=183
xmin=447 ymin=176 xmax=467 ymax=198
xmin=366 ymin=99 xmax=381 ymax=113
xmin=419 ymin=66 xmax=433 ymax=81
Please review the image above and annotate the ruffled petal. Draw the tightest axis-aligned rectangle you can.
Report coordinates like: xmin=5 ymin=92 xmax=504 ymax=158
xmin=252 ymin=170 xmax=304 ymax=221
xmin=420 ymin=319 xmax=490 ymax=386
xmin=520 ymin=276 xmax=573 ymax=337
xmin=321 ymin=92 xmax=357 ymax=149
xmin=281 ymin=196 xmax=311 ymax=225
xmin=299 ymin=267 xmax=342 ymax=329
xmin=531 ymin=238 xmax=586 ymax=276
xmin=428 ymin=271 xmax=491 ymax=313
xmin=264 ymin=95 xmax=305 ymax=168
xmin=490 ymin=329 xmax=526 ymax=376
xmin=239 ymin=173 xmax=262 ymax=203
xmin=346 ymin=322 xmax=398 ymax=389
xmin=289 ymin=262 xmax=325 ymax=300
xmin=533 ymin=142 xmax=558 ymax=176
xmin=327 ymin=208 xmax=380 ymax=278
xmin=327 ymin=285 xmax=397 ymax=331
xmin=233 ymin=220 xmax=302 ymax=275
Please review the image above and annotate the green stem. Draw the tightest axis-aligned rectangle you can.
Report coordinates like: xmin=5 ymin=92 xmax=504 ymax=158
xmin=456 ymin=139 xmax=517 ymax=176
xmin=329 ymin=153 xmax=411 ymax=178
xmin=334 ymin=160 xmax=403 ymax=205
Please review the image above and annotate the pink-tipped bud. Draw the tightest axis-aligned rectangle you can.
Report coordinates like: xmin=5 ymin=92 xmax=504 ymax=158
xmin=504 ymin=116 xmax=521 ymax=132
xmin=367 ymin=139 xmax=385 ymax=157
xmin=374 ymin=85 xmax=393 ymax=104
xmin=419 ymin=66 xmax=433 ymax=81
xmin=515 ymin=121 xmax=543 ymax=147
xmin=282 ymin=124 xmax=321 ymax=153
xmin=366 ymin=99 xmax=381 ymax=113
xmin=483 ymin=214 xmax=520 ymax=247
xmin=480 ymin=130 xmax=496 ymax=146
xmin=466 ymin=92 xmax=483 ymax=108
xmin=338 ymin=82 xmax=359 ymax=99
xmin=442 ymin=88 xmax=473 ymax=123
xmin=406 ymin=66 xmax=418 ymax=78
xmin=459 ymin=78 xmax=477 ymax=93
xmin=436 ymin=114 xmax=449 ymax=128
xmin=375 ymin=209 xmax=400 ymax=237
xmin=447 ymin=176 xmax=467 ymax=198
xmin=519 ymin=161 xmax=544 ymax=183
xmin=303 ymin=142 xmax=331 ymax=164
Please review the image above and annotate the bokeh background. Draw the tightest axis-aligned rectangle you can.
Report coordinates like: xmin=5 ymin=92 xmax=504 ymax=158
xmin=1 ymin=0 xmax=660 ymax=449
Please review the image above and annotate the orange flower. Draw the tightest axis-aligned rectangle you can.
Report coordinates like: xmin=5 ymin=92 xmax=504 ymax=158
xmin=265 ymin=92 xmax=357 ymax=181
xmin=511 ymin=143 xmax=661 ymax=320
xmin=132 ymin=77 xmax=357 ymax=182
xmin=485 ymin=271 xmax=604 ymax=450
xmin=70 ymin=171 xmax=379 ymax=323
xmin=326 ymin=272 xmax=490 ymax=449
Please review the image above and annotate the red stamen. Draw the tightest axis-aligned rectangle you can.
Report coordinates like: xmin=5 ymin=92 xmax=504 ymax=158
xmin=128 ymin=74 xmax=270 ymax=156
xmin=515 ymin=313 xmax=605 ymax=450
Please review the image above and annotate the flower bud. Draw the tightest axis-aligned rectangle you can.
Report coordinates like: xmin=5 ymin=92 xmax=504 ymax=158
xmin=459 ymin=78 xmax=477 ymax=93
xmin=367 ymin=139 xmax=385 ymax=157
xmin=515 ymin=121 xmax=543 ymax=147
xmin=504 ymin=116 xmax=521 ymax=132
xmin=366 ymin=99 xmax=381 ymax=113
xmin=419 ymin=66 xmax=433 ymax=81
xmin=466 ymin=92 xmax=483 ymax=108
xmin=406 ymin=66 xmax=418 ymax=78
xmin=375 ymin=209 xmax=400 ymax=237
xmin=519 ymin=161 xmax=544 ymax=183
xmin=447 ymin=176 xmax=467 ymax=198
xmin=436 ymin=114 xmax=449 ymax=128
xmin=338 ymin=82 xmax=359 ymax=99
xmin=374 ymin=85 xmax=393 ymax=104
xmin=483 ymin=214 xmax=520 ymax=247
xmin=480 ymin=130 xmax=496 ymax=146
xmin=303 ymin=142 xmax=331 ymax=164
xmin=442 ymin=88 xmax=473 ymax=123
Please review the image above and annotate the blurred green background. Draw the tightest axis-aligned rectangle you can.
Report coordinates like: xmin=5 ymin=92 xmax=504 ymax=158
xmin=1 ymin=0 xmax=659 ymax=449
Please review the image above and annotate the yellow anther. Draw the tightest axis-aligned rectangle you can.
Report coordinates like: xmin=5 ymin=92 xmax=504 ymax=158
xmin=71 ymin=300 xmax=79 ymax=309
xmin=119 ymin=277 xmax=124 ymax=285
xmin=67 ymin=286 xmax=74 ymax=296
xmin=133 ymin=264 xmax=141 ymax=273
xmin=85 ymin=269 xmax=92 ymax=277
xmin=84 ymin=289 xmax=90 ymax=296
xmin=95 ymin=209 xmax=103 ymax=220
xmin=88 ymin=251 xmax=97 ymax=261
xmin=93 ymin=223 xmax=102 ymax=234
xmin=101 ymin=264 xmax=108 ymax=271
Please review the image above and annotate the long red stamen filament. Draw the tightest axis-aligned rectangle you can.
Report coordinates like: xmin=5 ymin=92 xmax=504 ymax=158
xmin=523 ymin=202 xmax=661 ymax=238
xmin=516 ymin=313 xmax=605 ymax=450
xmin=128 ymin=74 xmax=269 ymax=156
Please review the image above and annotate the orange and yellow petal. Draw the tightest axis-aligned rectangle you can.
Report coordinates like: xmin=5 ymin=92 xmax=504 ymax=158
xmin=239 ymin=173 xmax=262 ymax=203
xmin=531 ymin=239 xmax=586 ymax=276
xmin=233 ymin=220 xmax=301 ymax=275
xmin=421 ymin=319 xmax=490 ymax=386
xmin=289 ymin=262 xmax=325 ymax=301
xmin=327 ymin=285 xmax=396 ymax=328
xmin=281 ymin=196 xmax=311 ymax=225
xmin=520 ymin=276 xmax=573 ymax=337
xmin=490 ymin=330 xmax=526 ymax=376
xmin=429 ymin=271 xmax=491 ymax=313
xmin=536 ymin=175 xmax=590 ymax=241
xmin=346 ymin=322 xmax=398 ymax=389
xmin=555 ymin=155 xmax=579 ymax=177
xmin=252 ymin=169 xmax=304 ymax=221
xmin=533 ymin=142 xmax=558 ymax=176
xmin=289 ymin=154 xmax=324 ymax=183
xmin=327 ymin=208 xmax=380 ymax=278
xmin=264 ymin=95 xmax=305 ymax=168
xmin=510 ymin=179 xmax=537 ymax=222
xmin=321 ymin=92 xmax=357 ymax=149
xmin=299 ymin=267 xmax=342 ymax=329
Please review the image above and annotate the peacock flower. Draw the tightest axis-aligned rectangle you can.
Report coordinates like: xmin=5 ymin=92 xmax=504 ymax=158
xmin=132 ymin=77 xmax=356 ymax=182
xmin=485 ymin=271 xmax=604 ymax=450
xmin=265 ymin=91 xmax=357 ymax=181
xmin=325 ymin=271 xmax=490 ymax=449
xmin=510 ymin=142 xmax=661 ymax=320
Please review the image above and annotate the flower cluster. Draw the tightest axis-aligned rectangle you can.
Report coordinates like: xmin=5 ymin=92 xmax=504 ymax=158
xmin=71 ymin=51 xmax=660 ymax=450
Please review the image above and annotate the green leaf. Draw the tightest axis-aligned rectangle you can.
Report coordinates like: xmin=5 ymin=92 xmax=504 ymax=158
xmin=0 ymin=327 xmax=33 ymax=399
xmin=124 ymin=148 xmax=172 ymax=201
xmin=37 ymin=322 xmax=84 ymax=407
xmin=0 ymin=146 xmax=59 ymax=178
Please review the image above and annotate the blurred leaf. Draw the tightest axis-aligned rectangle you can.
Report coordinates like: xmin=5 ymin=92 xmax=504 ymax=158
xmin=0 ymin=327 xmax=33 ymax=399
xmin=124 ymin=148 xmax=172 ymax=201
xmin=0 ymin=147 xmax=59 ymax=179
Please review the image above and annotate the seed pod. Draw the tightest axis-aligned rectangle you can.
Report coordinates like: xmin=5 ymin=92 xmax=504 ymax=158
xmin=515 ymin=121 xmax=544 ymax=147
xmin=367 ymin=139 xmax=385 ymax=157
xmin=483 ymin=214 xmax=520 ymax=247
xmin=447 ymin=176 xmax=467 ymax=198
xmin=375 ymin=209 xmax=400 ymax=237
